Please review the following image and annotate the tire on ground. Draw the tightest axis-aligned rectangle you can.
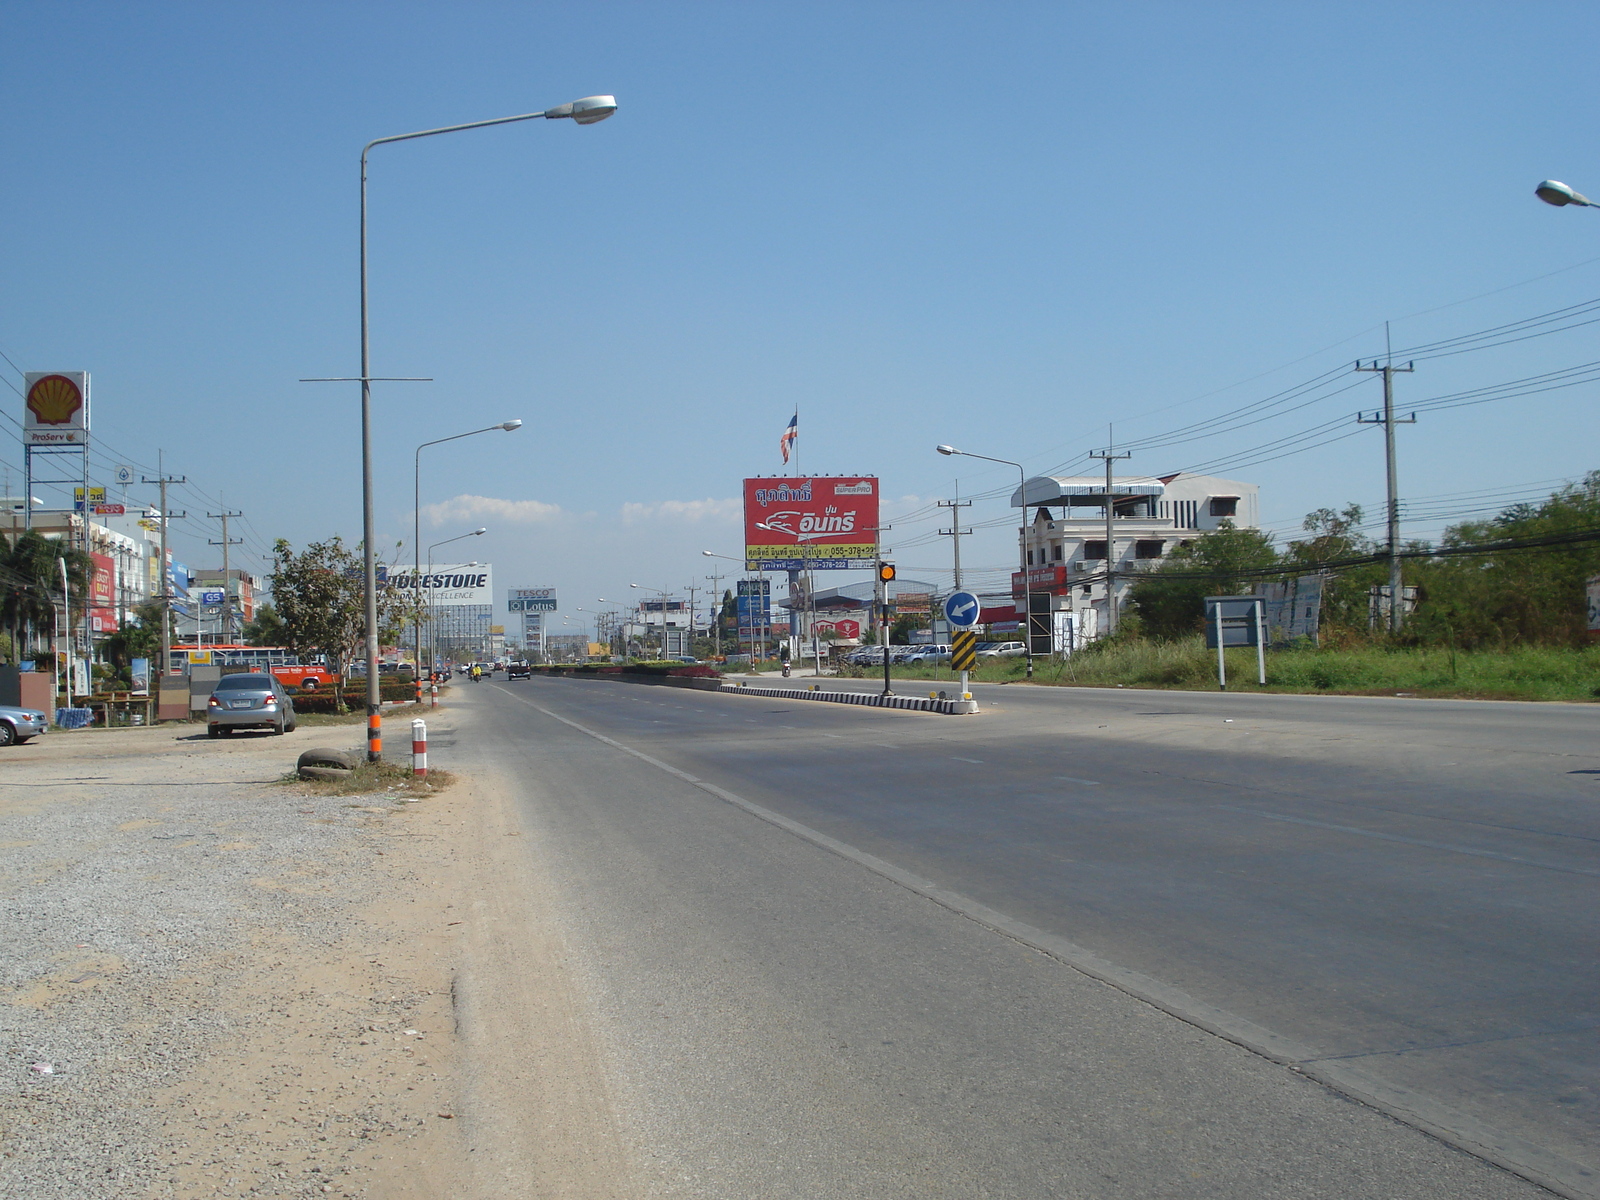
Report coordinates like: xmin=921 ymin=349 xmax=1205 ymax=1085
xmin=296 ymin=747 xmax=358 ymax=780
xmin=298 ymin=764 xmax=352 ymax=782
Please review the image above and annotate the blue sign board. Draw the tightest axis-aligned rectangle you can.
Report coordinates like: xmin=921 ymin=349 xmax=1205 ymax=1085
xmin=943 ymin=590 xmax=981 ymax=629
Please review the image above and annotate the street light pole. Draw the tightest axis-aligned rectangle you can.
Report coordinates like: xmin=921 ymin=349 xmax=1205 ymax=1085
xmin=426 ymin=530 xmax=485 ymax=673
xmin=414 ymin=420 xmax=519 ymax=675
xmin=629 ymin=583 xmax=673 ymax=657
xmin=937 ymin=445 xmax=1034 ymax=679
xmin=318 ymin=95 xmax=616 ymax=764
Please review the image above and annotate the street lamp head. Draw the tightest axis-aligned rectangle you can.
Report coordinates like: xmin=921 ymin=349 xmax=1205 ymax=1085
xmin=544 ymin=95 xmax=618 ymax=124
xmin=702 ymin=550 xmax=714 ymax=556
xmin=936 ymin=444 xmax=959 ymax=456
xmin=472 ymin=527 xmax=487 ymax=535
xmin=500 ymin=419 xmax=523 ymax=431
xmin=1536 ymin=179 xmax=1594 ymax=207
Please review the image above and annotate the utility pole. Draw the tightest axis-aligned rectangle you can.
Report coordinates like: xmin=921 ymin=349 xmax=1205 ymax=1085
xmin=937 ymin=498 xmax=973 ymax=591
xmin=684 ymin=582 xmax=698 ymax=656
xmin=1356 ymin=357 xmax=1416 ymax=634
xmin=208 ymin=497 xmax=244 ymax=643
xmin=1088 ymin=449 xmax=1131 ymax=635
xmin=704 ymin=570 xmax=724 ymax=658
xmin=143 ymin=454 xmax=186 ymax=682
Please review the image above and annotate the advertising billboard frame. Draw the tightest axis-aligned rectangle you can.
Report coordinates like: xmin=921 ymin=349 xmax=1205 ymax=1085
xmin=743 ymin=476 xmax=880 ymax=571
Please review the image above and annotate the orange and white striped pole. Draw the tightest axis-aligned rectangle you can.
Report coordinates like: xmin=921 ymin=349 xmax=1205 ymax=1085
xmin=368 ymin=711 xmax=382 ymax=762
xmin=411 ymin=718 xmax=427 ymax=779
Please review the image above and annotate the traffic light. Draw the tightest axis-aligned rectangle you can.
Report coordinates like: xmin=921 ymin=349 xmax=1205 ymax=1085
xmin=877 ymin=562 xmax=896 ymax=583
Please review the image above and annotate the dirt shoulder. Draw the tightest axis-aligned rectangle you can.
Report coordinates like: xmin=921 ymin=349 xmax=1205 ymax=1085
xmin=0 ymin=710 xmax=625 ymax=1200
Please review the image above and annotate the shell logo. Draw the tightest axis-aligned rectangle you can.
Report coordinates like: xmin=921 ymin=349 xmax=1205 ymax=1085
xmin=27 ymin=375 xmax=84 ymax=425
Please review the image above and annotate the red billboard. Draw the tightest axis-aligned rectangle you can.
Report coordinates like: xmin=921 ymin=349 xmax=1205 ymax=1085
xmin=89 ymin=553 xmax=116 ymax=607
xmin=743 ymin=477 xmax=879 ymax=571
xmin=89 ymin=553 xmax=118 ymax=633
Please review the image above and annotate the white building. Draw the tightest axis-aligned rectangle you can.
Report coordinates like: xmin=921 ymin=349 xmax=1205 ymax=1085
xmin=1012 ymin=472 xmax=1260 ymax=642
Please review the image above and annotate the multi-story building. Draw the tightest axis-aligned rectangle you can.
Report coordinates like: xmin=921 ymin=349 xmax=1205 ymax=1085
xmin=176 ymin=569 xmax=262 ymax=644
xmin=1012 ymin=472 xmax=1260 ymax=642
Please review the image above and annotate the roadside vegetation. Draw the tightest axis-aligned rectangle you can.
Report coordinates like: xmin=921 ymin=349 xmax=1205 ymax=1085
xmin=894 ymin=474 xmax=1600 ymax=702
xmin=281 ymin=758 xmax=457 ymax=797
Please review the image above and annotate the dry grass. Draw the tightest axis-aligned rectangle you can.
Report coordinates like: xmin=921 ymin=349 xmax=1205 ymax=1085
xmin=280 ymin=759 xmax=459 ymax=797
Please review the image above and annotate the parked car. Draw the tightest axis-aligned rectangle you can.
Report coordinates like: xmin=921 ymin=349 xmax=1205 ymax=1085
xmin=0 ymin=703 xmax=47 ymax=746
xmin=977 ymin=641 xmax=1027 ymax=658
xmin=206 ymin=673 xmax=297 ymax=737
xmin=506 ymin=662 xmax=531 ymax=679
xmin=904 ymin=644 xmax=952 ymax=665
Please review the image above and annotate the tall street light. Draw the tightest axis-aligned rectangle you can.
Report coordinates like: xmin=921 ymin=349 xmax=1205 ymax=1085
xmin=426 ymin=530 xmax=486 ymax=671
xmin=414 ymin=419 xmax=520 ymax=674
xmin=1535 ymin=179 xmax=1598 ymax=208
xmin=630 ymin=582 xmax=673 ymax=657
xmin=326 ymin=94 xmax=616 ymax=763
xmin=937 ymin=444 xmax=1034 ymax=680
xmin=705 ymin=548 xmax=766 ymax=661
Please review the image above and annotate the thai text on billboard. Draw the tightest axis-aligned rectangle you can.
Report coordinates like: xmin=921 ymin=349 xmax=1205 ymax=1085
xmin=743 ymin=476 xmax=879 ymax=570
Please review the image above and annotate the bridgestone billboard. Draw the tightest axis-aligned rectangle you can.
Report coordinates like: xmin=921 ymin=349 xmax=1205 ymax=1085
xmin=387 ymin=564 xmax=493 ymax=606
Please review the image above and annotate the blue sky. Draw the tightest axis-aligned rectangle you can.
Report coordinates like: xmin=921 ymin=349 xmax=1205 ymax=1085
xmin=5 ymin=2 xmax=1600 ymax=626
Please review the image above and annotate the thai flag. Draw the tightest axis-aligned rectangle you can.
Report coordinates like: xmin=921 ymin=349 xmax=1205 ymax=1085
xmin=780 ymin=412 xmax=797 ymax=464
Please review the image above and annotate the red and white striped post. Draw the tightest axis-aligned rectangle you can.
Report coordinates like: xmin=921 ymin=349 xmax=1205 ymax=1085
xmin=430 ymin=682 xmax=438 ymax=708
xmin=411 ymin=718 xmax=428 ymax=779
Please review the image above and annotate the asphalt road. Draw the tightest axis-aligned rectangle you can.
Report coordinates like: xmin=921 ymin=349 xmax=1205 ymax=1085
xmin=456 ymin=675 xmax=1598 ymax=1198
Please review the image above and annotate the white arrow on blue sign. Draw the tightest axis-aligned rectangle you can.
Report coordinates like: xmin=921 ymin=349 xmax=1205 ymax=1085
xmin=943 ymin=590 xmax=981 ymax=628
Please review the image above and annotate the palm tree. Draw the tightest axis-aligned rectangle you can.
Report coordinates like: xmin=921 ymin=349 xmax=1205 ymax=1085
xmin=0 ymin=530 xmax=92 ymax=662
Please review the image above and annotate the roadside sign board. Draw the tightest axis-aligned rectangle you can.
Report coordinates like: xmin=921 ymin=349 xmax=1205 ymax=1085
xmin=743 ymin=476 xmax=879 ymax=570
xmin=24 ymin=372 xmax=89 ymax=445
xmin=943 ymin=591 xmax=980 ymax=629
xmin=951 ymin=629 xmax=978 ymax=671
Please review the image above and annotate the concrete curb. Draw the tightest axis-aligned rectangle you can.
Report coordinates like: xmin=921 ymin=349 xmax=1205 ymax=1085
xmin=720 ymin=682 xmax=979 ymax=715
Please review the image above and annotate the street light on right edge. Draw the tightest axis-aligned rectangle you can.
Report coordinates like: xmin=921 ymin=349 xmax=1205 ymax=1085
xmin=1535 ymin=180 xmax=1598 ymax=208
xmin=937 ymin=444 xmax=1035 ymax=679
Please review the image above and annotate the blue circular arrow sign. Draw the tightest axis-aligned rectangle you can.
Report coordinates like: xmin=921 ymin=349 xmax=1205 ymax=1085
xmin=943 ymin=590 xmax=981 ymax=629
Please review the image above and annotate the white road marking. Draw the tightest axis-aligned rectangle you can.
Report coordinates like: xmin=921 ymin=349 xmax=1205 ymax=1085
xmin=1056 ymin=775 xmax=1102 ymax=786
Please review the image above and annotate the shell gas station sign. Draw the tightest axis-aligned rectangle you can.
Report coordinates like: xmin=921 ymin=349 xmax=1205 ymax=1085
xmin=24 ymin=372 xmax=90 ymax=445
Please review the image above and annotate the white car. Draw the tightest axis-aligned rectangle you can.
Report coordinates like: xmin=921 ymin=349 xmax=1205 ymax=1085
xmin=904 ymin=644 xmax=952 ymax=665
xmin=976 ymin=641 xmax=1026 ymax=658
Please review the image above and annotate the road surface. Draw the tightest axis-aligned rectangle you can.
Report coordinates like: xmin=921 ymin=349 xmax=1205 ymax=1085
xmin=450 ymin=675 xmax=1597 ymax=1198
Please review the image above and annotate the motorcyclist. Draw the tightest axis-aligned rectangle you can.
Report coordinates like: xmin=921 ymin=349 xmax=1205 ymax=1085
xmin=470 ymin=664 xmax=482 ymax=682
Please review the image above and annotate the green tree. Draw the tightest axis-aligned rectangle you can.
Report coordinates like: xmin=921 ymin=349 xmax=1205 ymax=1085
xmin=269 ymin=538 xmax=421 ymax=709
xmin=1126 ymin=523 xmax=1281 ymax=639
xmin=100 ymin=600 xmax=165 ymax=683
xmin=0 ymin=529 xmax=92 ymax=662
xmin=1408 ymin=472 xmax=1600 ymax=648
xmin=1283 ymin=503 xmax=1385 ymax=633
xmin=242 ymin=602 xmax=289 ymax=646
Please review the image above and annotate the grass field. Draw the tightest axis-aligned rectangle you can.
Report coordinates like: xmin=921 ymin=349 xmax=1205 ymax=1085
xmin=878 ymin=639 xmax=1600 ymax=702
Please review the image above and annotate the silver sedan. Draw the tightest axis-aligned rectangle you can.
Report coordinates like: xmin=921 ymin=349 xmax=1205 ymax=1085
xmin=0 ymin=703 xmax=47 ymax=746
xmin=206 ymin=674 xmax=297 ymax=737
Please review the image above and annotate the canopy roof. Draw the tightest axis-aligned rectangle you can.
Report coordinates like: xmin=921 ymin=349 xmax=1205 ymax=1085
xmin=1010 ymin=475 xmax=1167 ymax=508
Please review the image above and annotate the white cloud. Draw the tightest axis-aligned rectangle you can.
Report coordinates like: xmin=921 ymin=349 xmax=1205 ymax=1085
xmin=620 ymin=497 xmax=742 ymax=525
xmin=423 ymin=494 xmax=568 ymax=527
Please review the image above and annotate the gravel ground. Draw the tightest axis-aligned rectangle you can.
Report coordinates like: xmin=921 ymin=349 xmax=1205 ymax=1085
xmin=0 ymin=715 xmax=473 ymax=1199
